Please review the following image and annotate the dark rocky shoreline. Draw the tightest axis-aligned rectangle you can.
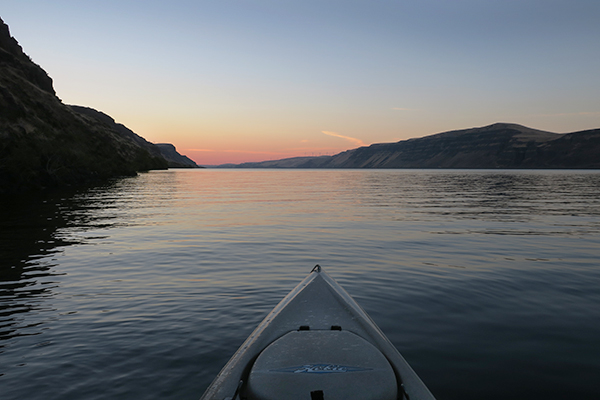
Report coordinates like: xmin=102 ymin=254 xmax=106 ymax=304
xmin=0 ymin=17 xmax=197 ymax=193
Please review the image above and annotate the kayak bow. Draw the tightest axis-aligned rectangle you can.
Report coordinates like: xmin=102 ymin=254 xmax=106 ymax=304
xmin=200 ymin=265 xmax=435 ymax=400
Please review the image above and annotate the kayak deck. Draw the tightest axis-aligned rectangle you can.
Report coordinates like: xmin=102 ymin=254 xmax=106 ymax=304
xmin=200 ymin=265 xmax=435 ymax=400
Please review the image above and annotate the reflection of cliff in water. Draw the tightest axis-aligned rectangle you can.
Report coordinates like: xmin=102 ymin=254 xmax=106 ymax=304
xmin=414 ymin=171 xmax=600 ymax=222
xmin=0 ymin=182 xmax=120 ymax=344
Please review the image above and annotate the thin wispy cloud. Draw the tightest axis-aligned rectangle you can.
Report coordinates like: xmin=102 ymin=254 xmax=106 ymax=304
xmin=186 ymin=149 xmax=285 ymax=155
xmin=285 ymin=146 xmax=338 ymax=152
xmin=186 ymin=148 xmax=216 ymax=152
xmin=322 ymin=131 xmax=366 ymax=147
xmin=532 ymin=111 xmax=600 ymax=117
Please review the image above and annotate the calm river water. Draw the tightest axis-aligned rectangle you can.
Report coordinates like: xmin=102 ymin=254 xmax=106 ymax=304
xmin=1 ymin=169 xmax=599 ymax=399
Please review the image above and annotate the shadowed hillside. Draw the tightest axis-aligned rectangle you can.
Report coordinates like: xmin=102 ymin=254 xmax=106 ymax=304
xmin=155 ymin=143 xmax=199 ymax=168
xmin=0 ymin=17 xmax=196 ymax=192
xmin=230 ymin=123 xmax=600 ymax=169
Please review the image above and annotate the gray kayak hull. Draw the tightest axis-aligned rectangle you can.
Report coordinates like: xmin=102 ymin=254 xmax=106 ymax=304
xmin=200 ymin=266 xmax=435 ymax=400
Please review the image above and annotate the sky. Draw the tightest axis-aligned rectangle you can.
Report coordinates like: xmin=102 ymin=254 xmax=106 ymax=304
xmin=3 ymin=0 xmax=600 ymax=165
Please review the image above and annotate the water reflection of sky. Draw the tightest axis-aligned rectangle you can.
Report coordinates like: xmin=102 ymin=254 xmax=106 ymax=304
xmin=1 ymin=169 xmax=600 ymax=399
xmin=2 ymin=169 xmax=599 ymax=344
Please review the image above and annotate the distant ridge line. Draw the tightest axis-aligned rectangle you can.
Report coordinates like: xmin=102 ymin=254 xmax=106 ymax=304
xmin=218 ymin=123 xmax=600 ymax=169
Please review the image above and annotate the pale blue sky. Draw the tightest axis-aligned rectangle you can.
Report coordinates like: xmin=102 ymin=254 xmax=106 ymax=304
xmin=3 ymin=0 xmax=599 ymax=164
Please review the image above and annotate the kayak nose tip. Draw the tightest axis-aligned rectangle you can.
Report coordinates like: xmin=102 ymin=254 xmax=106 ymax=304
xmin=312 ymin=265 xmax=322 ymax=273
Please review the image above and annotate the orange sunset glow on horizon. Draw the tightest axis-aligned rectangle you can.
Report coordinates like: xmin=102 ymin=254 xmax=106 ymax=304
xmin=3 ymin=1 xmax=599 ymax=165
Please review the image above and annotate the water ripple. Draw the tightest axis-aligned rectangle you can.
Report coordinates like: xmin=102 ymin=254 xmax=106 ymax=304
xmin=1 ymin=169 xmax=599 ymax=399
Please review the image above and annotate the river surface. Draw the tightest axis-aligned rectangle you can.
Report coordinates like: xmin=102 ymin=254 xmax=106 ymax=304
xmin=1 ymin=169 xmax=599 ymax=399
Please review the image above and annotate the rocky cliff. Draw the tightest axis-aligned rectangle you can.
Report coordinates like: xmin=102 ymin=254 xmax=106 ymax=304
xmin=232 ymin=123 xmax=600 ymax=169
xmin=0 ymin=17 xmax=196 ymax=193
xmin=155 ymin=143 xmax=199 ymax=168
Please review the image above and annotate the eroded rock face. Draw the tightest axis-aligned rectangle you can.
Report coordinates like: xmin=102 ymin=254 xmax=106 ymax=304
xmin=234 ymin=123 xmax=600 ymax=169
xmin=327 ymin=123 xmax=600 ymax=169
xmin=0 ymin=17 xmax=168 ymax=193
xmin=323 ymin=123 xmax=563 ymax=169
xmin=154 ymin=143 xmax=200 ymax=168
xmin=0 ymin=18 xmax=55 ymax=96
